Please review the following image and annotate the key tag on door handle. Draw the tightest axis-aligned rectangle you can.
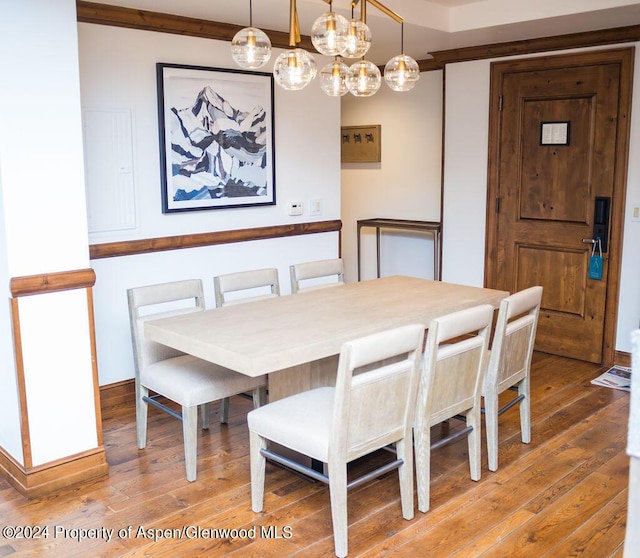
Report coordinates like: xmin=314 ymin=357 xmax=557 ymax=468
xmin=589 ymin=238 xmax=604 ymax=280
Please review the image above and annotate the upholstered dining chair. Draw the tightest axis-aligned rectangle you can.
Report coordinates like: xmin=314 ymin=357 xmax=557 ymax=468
xmin=289 ymin=258 xmax=344 ymax=293
xmin=247 ymin=324 xmax=425 ymax=558
xmin=213 ymin=267 xmax=280 ymax=307
xmin=414 ymin=304 xmax=494 ymax=513
xmin=482 ymin=285 xmax=543 ymax=471
xmin=212 ymin=267 xmax=279 ymax=417
xmin=127 ymin=279 xmax=266 ymax=482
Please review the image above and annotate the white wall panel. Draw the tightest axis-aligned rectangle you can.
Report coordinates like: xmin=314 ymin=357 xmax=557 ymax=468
xmin=83 ymin=108 xmax=136 ymax=233
xmin=19 ymin=285 xmax=97 ymax=465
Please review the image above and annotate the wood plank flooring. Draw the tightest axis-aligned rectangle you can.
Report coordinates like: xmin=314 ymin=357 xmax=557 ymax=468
xmin=0 ymin=353 xmax=631 ymax=557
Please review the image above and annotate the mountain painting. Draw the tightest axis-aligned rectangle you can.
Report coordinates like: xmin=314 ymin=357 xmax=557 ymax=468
xmin=157 ymin=64 xmax=275 ymax=212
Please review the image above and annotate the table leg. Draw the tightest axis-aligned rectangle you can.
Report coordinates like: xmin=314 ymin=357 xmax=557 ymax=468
xmin=376 ymin=227 xmax=381 ymax=278
xmin=267 ymin=355 xmax=339 ymax=403
xmin=434 ymin=231 xmax=441 ymax=280
xmin=357 ymin=224 xmax=362 ymax=281
xmin=266 ymin=356 xmax=338 ymax=477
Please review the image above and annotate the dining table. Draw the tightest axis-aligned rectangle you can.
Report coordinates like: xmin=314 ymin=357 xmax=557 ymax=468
xmin=144 ymin=275 xmax=509 ymax=402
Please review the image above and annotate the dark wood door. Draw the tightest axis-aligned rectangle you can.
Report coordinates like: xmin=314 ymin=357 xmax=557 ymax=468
xmin=486 ymin=49 xmax=633 ymax=364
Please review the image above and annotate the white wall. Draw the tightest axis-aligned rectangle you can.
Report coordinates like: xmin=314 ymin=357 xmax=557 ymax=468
xmin=443 ymin=45 xmax=640 ymax=353
xmin=340 ymin=71 xmax=443 ymax=284
xmin=78 ymin=24 xmax=342 ymax=385
xmin=441 ymin=60 xmax=491 ymax=287
xmin=0 ymin=0 xmax=97 ymax=465
xmin=2 ymin=4 xmax=90 ymax=277
xmin=617 ymin=46 xmax=640 ymax=351
xmin=0 ymin=166 xmax=20 ymax=462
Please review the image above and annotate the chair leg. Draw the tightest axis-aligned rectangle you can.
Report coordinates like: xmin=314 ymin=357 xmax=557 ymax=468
xmin=200 ymin=403 xmax=211 ymax=430
xmin=182 ymin=405 xmax=198 ymax=482
xmin=396 ymin=438 xmax=415 ymax=520
xmin=328 ymin=462 xmax=349 ymax=558
xmin=467 ymin=406 xmax=482 ymax=482
xmin=220 ymin=397 xmax=230 ymax=424
xmin=249 ymin=431 xmax=267 ymax=512
xmin=136 ymin=383 xmax=149 ymax=450
xmin=484 ymin=391 xmax=499 ymax=472
xmin=519 ymin=377 xmax=531 ymax=444
xmin=414 ymin=424 xmax=432 ymax=513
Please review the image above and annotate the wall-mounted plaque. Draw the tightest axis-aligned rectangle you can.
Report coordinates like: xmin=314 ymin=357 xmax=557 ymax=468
xmin=341 ymin=125 xmax=381 ymax=163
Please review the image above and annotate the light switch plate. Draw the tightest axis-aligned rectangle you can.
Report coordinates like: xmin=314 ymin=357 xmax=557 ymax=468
xmin=309 ymin=198 xmax=322 ymax=216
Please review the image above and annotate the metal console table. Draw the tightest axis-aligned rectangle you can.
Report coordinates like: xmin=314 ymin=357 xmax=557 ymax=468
xmin=357 ymin=218 xmax=441 ymax=281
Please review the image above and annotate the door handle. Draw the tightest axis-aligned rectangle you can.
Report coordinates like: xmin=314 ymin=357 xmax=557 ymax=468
xmin=582 ymin=238 xmax=597 ymax=244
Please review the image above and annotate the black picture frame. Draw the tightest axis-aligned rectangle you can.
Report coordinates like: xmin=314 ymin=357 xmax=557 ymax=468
xmin=540 ymin=121 xmax=571 ymax=146
xmin=157 ymin=63 xmax=276 ymax=213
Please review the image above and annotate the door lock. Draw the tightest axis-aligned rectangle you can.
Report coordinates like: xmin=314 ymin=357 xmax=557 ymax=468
xmin=593 ymin=197 xmax=610 ymax=252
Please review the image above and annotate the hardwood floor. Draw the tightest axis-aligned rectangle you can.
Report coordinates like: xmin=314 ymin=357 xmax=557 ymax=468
xmin=0 ymin=353 xmax=630 ymax=557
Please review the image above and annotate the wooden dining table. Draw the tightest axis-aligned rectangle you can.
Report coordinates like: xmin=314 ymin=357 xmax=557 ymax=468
xmin=144 ymin=275 xmax=509 ymax=401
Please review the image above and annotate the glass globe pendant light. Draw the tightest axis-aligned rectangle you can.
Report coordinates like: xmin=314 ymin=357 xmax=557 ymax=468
xmin=311 ymin=3 xmax=349 ymax=56
xmin=340 ymin=2 xmax=371 ymax=59
xmin=274 ymin=49 xmax=317 ymax=91
xmin=347 ymin=59 xmax=381 ymax=97
xmin=344 ymin=0 xmax=378 ymax=97
xmin=319 ymin=58 xmax=349 ymax=96
xmin=384 ymin=24 xmax=420 ymax=91
xmin=274 ymin=0 xmax=316 ymax=91
xmin=384 ymin=54 xmax=419 ymax=91
xmin=231 ymin=0 xmax=272 ymax=70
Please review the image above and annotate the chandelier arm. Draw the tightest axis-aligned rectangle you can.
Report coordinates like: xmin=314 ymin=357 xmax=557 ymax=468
xmin=295 ymin=7 xmax=301 ymax=44
xmin=288 ymin=0 xmax=301 ymax=46
xmin=366 ymin=0 xmax=403 ymax=24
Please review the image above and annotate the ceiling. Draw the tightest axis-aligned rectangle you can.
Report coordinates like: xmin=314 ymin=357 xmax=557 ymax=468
xmin=94 ymin=0 xmax=640 ymax=64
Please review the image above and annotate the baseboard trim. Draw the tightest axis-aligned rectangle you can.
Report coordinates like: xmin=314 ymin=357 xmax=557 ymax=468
xmin=100 ymin=378 xmax=136 ymax=414
xmin=0 ymin=445 xmax=108 ymax=499
xmin=614 ymin=350 xmax=631 ymax=367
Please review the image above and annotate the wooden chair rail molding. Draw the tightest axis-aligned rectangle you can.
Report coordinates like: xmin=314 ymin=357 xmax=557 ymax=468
xmin=76 ymin=1 xmax=640 ymax=72
xmin=76 ymin=0 xmax=314 ymax=51
xmin=419 ymin=25 xmax=640 ymax=71
xmin=10 ymin=268 xmax=96 ymax=297
xmin=89 ymin=220 xmax=342 ymax=260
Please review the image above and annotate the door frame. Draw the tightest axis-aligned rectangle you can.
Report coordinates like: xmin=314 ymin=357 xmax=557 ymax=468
xmin=484 ymin=48 xmax=634 ymax=366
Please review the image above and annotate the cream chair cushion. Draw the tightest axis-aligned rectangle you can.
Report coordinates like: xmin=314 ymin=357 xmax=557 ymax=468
xmin=247 ymin=387 xmax=333 ymax=461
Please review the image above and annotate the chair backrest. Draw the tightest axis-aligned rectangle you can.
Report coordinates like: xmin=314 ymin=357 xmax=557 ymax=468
xmin=289 ymin=258 xmax=344 ymax=294
xmin=330 ymin=324 xmax=425 ymax=463
xmin=213 ymin=268 xmax=280 ymax=307
xmin=418 ymin=304 xmax=494 ymax=426
xmin=484 ymin=286 xmax=543 ymax=394
xmin=127 ymin=279 xmax=205 ymax=374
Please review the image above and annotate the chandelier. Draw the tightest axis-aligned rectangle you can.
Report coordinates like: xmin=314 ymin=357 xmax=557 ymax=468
xmin=231 ymin=0 xmax=420 ymax=96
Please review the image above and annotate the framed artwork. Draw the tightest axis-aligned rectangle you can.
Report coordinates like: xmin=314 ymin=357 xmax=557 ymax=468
xmin=157 ymin=63 xmax=275 ymax=213
xmin=341 ymin=125 xmax=381 ymax=163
